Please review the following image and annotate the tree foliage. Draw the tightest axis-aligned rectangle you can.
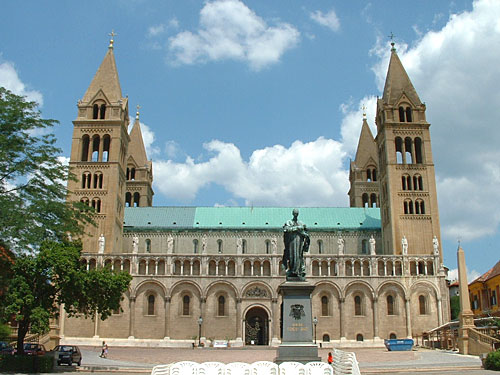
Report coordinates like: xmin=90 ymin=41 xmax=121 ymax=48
xmin=450 ymin=295 xmax=460 ymax=320
xmin=0 ymin=87 xmax=92 ymax=253
xmin=3 ymin=240 xmax=131 ymax=355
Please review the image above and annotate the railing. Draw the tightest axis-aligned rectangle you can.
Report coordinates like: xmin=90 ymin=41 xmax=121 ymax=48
xmin=80 ymin=252 xmax=441 ymax=279
xmin=469 ymin=328 xmax=500 ymax=351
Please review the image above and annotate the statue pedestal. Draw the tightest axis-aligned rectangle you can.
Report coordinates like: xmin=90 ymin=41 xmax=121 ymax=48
xmin=275 ymin=282 xmax=321 ymax=364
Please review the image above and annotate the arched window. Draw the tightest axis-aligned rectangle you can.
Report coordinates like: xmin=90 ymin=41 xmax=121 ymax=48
xmin=404 ymin=137 xmax=413 ymax=164
xmin=147 ymin=295 xmax=155 ymax=316
xmin=405 ymin=107 xmax=412 ymax=122
xmin=91 ymin=198 xmax=101 ymax=213
xmin=125 ymin=192 xmax=132 ymax=207
xmin=100 ymin=104 xmax=106 ymax=120
xmin=133 ymin=192 xmax=140 ymax=207
xmin=362 ymin=193 xmax=369 ymax=208
xmin=370 ymin=193 xmax=377 ymax=207
xmin=93 ymin=104 xmax=99 ymax=119
xmin=356 ymin=334 xmax=364 ymax=342
xmin=91 ymin=135 xmax=100 ymax=162
xmin=322 ymin=334 xmax=330 ymax=342
xmin=218 ymin=295 xmax=225 ymax=316
xmin=145 ymin=239 xmax=151 ymax=253
xmin=265 ymin=240 xmax=270 ymax=254
xmin=420 ymin=200 xmax=425 ymax=214
xmin=242 ymin=239 xmax=247 ymax=254
xmin=318 ymin=240 xmax=323 ymax=254
xmin=82 ymin=172 xmax=91 ymax=189
xmin=367 ymin=169 xmax=372 ymax=182
xmin=398 ymin=106 xmax=405 ymax=122
xmin=193 ymin=239 xmax=199 ymax=254
xmin=321 ymin=296 xmax=329 ymax=316
xmin=81 ymin=135 xmax=90 ymax=161
xmin=414 ymin=137 xmax=423 ymax=163
xmin=418 ymin=175 xmax=423 ymax=191
xmin=217 ymin=239 xmax=223 ymax=254
xmin=102 ymin=135 xmax=110 ymax=162
xmin=126 ymin=168 xmax=130 ymax=180
xmin=419 ymin=295 xmax=426 ymax=315
xmin=395 ymin=137 xmax=403 ymax=164
xmin=372 ymin=169 xmax=377 ymax=181
xmin=183 ymin=295 xmax=190 ymax=316
xmin=93 ymin=172 xmax=103 ymax=189
xmin=354 ymin=295 xmax=362 ymax=316
xmin=387 ymin=295 xmax=394 ymax=315
xmin=389 ymin=333 xmax=397 ymax=339
xmin=130 ymin=168 xmax=136 ymax=180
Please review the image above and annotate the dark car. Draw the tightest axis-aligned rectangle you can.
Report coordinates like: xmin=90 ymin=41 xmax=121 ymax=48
xmin=53 ymin=345 xmax=82 ymax=366
xmin=19 ymin=343 xmax=46 ymax=356
xmin=0 ymin=341 xmax=14 ymax=355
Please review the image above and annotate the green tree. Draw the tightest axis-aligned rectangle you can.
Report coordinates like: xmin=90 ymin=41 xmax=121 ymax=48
xmin=450 ymin=295 xmax=460 ymax=320
xmin=4 ymin=240 xmax=131 ymax=355
xmin=0 ymin=87 xmax=92 ymax=254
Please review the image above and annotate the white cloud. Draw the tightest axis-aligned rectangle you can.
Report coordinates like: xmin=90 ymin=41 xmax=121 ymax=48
xmin=168 ymin=0 xmax=300 ymax=70
xmin=148 ymin=24 xmax=165 ymax=37
xmin=0 ymin=59 xmax=43 ymax=105
xmin=164 ymin=140 xmax=181 ymax=159
xmin=447 ymin=268 xmax=481 ymax=284
xmin=168 ymin=17 xmax=180 ymax=29
xmin=153 ymin=138 xmax=348 ymax=205
xmin=310 ymin=9 xmax=340 ymax=32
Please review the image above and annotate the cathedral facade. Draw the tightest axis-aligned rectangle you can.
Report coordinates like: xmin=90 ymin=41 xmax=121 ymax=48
xmin=61 ymin=39 xmax=450 ymax=347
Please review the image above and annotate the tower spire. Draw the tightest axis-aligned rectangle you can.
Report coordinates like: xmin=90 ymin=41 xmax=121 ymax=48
xmin=109 ymin=30 xmax=117 ymax=49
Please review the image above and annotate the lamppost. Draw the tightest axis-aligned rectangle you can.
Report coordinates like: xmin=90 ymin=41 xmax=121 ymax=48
xmin=313 ymin=316 xmax=318 ymax=345
xmin=198 ymin=316 xmax=203 ymax=347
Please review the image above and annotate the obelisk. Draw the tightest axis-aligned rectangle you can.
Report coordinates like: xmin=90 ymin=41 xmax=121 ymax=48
xmin=457 ymin=245 xmax=475 ymax=354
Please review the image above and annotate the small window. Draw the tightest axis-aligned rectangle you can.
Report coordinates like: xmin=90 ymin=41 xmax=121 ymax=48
xmin=321 ymin=296 xmax=329 ymax=316
xmin=419 ymin=295 xmax=426 ymax=315
xmin=387 ymin=295 xmax=394 ymax=315
xmin=218 ymin=295 xmax=225 ymax=316
xmin=322 ymin=334 xmax=330 ymax=342
xmin=242 ymin=239 xmax=246 ymax=254
xmin=147 ymin=295 xmax=155 ymax=316
xmin=125 ymin=192 xmax=132 ymax=207
xmin=81 ymin=135 xmax=90 ymax=161
xmin=100 ymin=104 xmax=106 ymax=119
xmin=93 ymin=104 xmax=99 ymax=119
xmin=193 ymin=239 xmax=199 ymax=254
xmin=389 ymin=333 xmax=397 ymax=339
xmin=318 ymin=240 xmax=323 ymax=254
xmin=183 ymin=295 xmax=190 ymax=316
xmin=145 ymin=239 xmax=151 ymax=253
xmin=356 ymin=333 xmax=364 ymax=342
xmin=217 ymin=239 xmax=223 ymax=254
xmin=265 ymin=240 xmax=270 ymax=254
xmin=354 ymin=295 xmax=362 ymax=316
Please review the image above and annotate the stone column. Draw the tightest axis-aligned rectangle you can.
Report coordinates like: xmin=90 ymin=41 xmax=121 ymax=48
xmin=236 ymin=298 xmax=242 ymax=342
xmin=437 ymin=298 xmax=443 ymax=326
xmin=339 ymin=298 xmax=346 ymax=340
xmin=405 ymin=297 xmax=412 ymax=338
xmin=372 ymin=297 xmax=379 ymax=339
xmin=271 ymin=298 xmax=280 ymax=345
xmin=128 ymin=297 xmax=136 ymax=339
xmin=164 ymin=297 xmax=171 ymax=340
xmin=200 ymin=297 xmax=207 ymax=341
xmin=457 ymin=246 xmax=475 ymax=354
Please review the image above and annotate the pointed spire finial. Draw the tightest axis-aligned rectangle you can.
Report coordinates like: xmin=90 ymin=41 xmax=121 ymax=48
xmin=362 ymin=104 xmax=367 ymax=119
xmin=109 ymin=30 xmax=117 ymax=49
xmin=388 ymin=31 xmax=396 ymax=52
xmin=136 ymin=104 xmax=141 ymax=120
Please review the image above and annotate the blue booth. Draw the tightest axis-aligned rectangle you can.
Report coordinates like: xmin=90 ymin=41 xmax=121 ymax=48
xmin=384 ymin=339 xmax=414 ymax=351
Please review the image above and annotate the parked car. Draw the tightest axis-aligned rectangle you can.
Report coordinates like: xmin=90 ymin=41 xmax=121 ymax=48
xmin=14 ymin=343 xmax=46 ymax=356
xmin=53 ymin=345 xmax=82 ymax=366
xmin=0 ymin=341 xmax=14 ymax=355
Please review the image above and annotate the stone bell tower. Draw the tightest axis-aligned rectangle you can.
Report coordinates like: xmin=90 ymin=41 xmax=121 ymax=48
xmin=375 ymin=43 xmax=442 ymax=259
xmin=67 ymin=34 xmax=129 ymax=254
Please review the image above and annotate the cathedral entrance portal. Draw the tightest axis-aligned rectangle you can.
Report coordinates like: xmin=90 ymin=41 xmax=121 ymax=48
xmin=244 ymin=307 xmax=269 ymax=345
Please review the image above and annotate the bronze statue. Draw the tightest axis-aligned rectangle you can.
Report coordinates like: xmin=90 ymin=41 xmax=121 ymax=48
xmin=282 ymin=208 xmax=310 ymax=281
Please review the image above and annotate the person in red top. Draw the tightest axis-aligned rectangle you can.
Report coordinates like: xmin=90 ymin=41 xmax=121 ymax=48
xmin=327 ymin=352 xmax=333 ymax=365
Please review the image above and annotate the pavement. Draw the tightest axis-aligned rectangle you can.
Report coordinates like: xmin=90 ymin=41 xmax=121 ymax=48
xmin=7 ymin=346 xmax=499 ymax=374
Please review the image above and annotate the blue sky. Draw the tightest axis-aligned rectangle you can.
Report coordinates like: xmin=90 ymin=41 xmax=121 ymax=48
xmin=1 ymin=0 xmax=498 ymax=279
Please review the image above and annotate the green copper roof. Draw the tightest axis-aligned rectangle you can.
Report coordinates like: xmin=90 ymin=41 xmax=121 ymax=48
xmin=124 ymin=207 xmax=381 ymax=232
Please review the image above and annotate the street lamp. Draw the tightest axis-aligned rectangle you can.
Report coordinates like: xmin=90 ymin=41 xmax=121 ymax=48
xmin=313 ymin=316 xmax=318 ymax=345
xmin=198 ymin=316 xmax=203 ymax=347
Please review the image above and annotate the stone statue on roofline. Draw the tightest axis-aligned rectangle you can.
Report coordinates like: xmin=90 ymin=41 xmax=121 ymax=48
xmin=369 ymin=235 xmax=376 ymax=255
xmin=98 ymin=234 xmax=105 ymax=254
xmin=281 ymin=208 xmax=310 ymax=281
xmin=433 ymin=235 xmax=439 ymax=255
xmin=337 ymin=236 xmax=345 ymax=255
xmin=402 ymin=235 xmax=408 ymax=255
xmin=132 ymin=235 xmax=139 ymax=254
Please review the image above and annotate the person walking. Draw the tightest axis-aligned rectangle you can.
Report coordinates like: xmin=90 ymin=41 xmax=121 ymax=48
xmin=100 ymin=341 xmax=108 ymax=358
xmin=327 ymin=352 xmax=333 ymax=366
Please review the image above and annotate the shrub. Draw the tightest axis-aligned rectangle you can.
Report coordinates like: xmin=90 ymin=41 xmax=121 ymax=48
xmin=484 ymin=349 xmax=500 ymax=371
xmin=0 ymin=354 xmax=54 ymax=373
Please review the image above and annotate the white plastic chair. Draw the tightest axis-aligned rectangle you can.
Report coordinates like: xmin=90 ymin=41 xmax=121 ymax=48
xmin=251 ymin=361 xmax=278 ymax=375
xmin=152 ymin=364 xmax=171 ymax=375
xmin=278 ymin=361 xmax=306 ymax=375
xmin=170 ymin=361 xmax=199 ymax=375
xmin=305 ymin=361 xmax=333 ymax=375
xmin=225 ymin=362 xmax=251 ymax=375
xmin=199 ymin=362 xmax=225 ymax=375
